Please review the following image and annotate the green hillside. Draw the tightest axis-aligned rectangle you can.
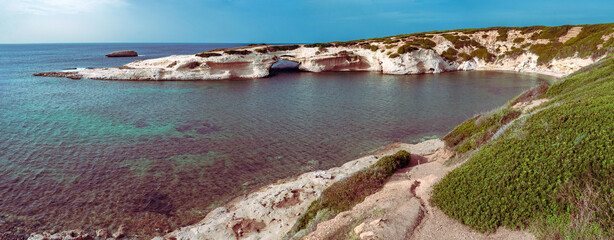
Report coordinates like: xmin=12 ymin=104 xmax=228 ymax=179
xmin=432 ymin=54 xmax=614 ymax=238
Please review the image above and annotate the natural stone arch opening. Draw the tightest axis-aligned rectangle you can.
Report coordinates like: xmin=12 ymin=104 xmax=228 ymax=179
xmin=270 ymin=57 xmax=301 ymax=74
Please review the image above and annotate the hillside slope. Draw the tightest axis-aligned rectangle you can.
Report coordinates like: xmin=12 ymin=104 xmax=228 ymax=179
xmin=432 ymin=54 xmax=614 ymax=238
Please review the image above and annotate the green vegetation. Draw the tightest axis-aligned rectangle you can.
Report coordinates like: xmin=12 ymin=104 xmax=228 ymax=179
xmin=521 ymin=24 xmax=614 ymax=64
xmin=496 ymin=28 xmax=509 ymax=41
xmin=531 ymin=25 xmax=574 ymax=40
xmin=442 ymin=107 xmax=521 ymax=153
xmin=254 ymin=48 xmax=268 ymax=54
xmin=361 ymin=44 xmax=379 ymax=51
xmin=286 ymin=150 xmax=412 ymax=239
xmin=195 ymin=52 xmax=222 ymax=58
xmin=506 ymin=83 xmax=550 ymax=107
xmin=408 ymin=38 xmax=437 ymax=49
xmin=432 ymin=55 xmax=614 ymax=236
xmin=458 ymin=52 xmax=472 ymax=61
xmin=305 ymin=43 xmax=334 ymax=48
xmin=267 ymin=45 xmax=301 ymax=52
xmin=383 ymin=38 xmax=400 ymax=44
xmin=389 ymin=53 xmax=400 ymax=58
xmin=470 ymin=48 xmax=496 ymax=61
xmin=529 ymin=24 xmax=614 ymax=64
xmin=443 ymin=34 xmax=483 ymax=49
xmin=224 ymin=49 xmax=252 ymax=55
xmin=504 ymin=47 xmax=525 ymax=58
xmin=513 ymin=37 xmax=525 ymax=43
xmin=441 ymin=48 xmax=458 ymax=61
xmin=397 ymin=43 xmax=419 ymax=54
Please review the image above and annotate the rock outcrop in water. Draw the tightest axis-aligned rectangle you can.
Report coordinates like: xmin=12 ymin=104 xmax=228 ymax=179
xmin=34 ymin=24 xmax=614 ymax=80
xmin=105 ymin=50 xmax=138 ymax=57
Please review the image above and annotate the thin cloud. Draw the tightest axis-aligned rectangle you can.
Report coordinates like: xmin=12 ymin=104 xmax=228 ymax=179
xmin=3 ymin=0 xmax=127 ymax=15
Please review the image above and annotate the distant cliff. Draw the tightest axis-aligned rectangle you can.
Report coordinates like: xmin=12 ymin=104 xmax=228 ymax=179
xmin=35 ymin=24 xmax=614 ymax=80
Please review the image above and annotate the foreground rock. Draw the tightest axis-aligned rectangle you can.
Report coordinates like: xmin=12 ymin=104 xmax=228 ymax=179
xmin=106 ymin=50 xmax=138 ymax=57
xmin=34 ymin=25 xmax=612 ymax=81
xmin=28 ymin=230 xmax=93 ymax=240
xmin=163 ymin=140 xmax=444 ymax=240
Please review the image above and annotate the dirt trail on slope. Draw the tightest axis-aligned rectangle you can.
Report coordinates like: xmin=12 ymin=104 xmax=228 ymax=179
xmin=304 ymin=145 xmax=535 ymax=240
xmin=559 ymin=27 xmax=583 ymax=43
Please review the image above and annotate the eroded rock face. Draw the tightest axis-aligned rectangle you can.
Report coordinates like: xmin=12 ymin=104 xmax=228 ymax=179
xmin=106 ymin=50 xmax=138 ymax=57
xmin=36 ymin=31 xmax=605 ymax=81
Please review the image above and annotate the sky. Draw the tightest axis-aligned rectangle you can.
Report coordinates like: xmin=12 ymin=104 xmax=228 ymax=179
xmin=1 ymin=0 xmax=614 ymax=44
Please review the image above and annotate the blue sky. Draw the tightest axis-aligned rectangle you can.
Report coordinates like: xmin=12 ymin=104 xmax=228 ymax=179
xmin=1 ymin=0 xmax=613 ymax=43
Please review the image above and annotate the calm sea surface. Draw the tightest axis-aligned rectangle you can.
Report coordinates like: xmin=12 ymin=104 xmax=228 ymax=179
xmin=0 ymin=43 xmax=553 ymax=238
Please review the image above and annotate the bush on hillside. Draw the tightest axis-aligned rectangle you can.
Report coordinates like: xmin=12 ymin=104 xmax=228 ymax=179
xmin=513 ymin=37 xmax=525 ymax=43
xmin=224 ymin=49 xmax=252 ymax=55
xmin=195 ymin=52 xmax=222 ymax=58
xmin=458 ymin=52 xmax=472 ymax=61
xmin=267 ymin=45 xmax=300 ymax=52
xmin=470 ymin=48 xmax=496 ymax=62
xmin=286 ymin=150 xmax=412 ymax=238
xmin=442 ymin=47 xmax=459 ymax=61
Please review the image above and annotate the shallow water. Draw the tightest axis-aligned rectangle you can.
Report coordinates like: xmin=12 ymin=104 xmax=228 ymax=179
xmin=0 ymin=43 xmax=553 ymax=238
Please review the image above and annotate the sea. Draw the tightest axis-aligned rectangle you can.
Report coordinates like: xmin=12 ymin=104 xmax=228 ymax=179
xmin=0 ymin=43 xmax=554 ymax=239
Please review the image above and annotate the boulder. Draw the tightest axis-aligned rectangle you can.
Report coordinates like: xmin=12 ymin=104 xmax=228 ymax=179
xmin=106 ymin=50 xmax=138 ymax=57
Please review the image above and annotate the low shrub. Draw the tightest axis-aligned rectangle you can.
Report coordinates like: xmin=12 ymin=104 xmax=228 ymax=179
xmin=286 ymin=150 xmax=412 ymax=238
xmin=443 ymin=34 xmax=482 ymax=49
xmin=496 ymin=28 xmax=509 ymax=41
xmin=442 ymin=107 xmax=521 ymax=153
xmin=506 ymin=83 xmax=550 ymax=107
xmin=441 ymin=47 xmax=458 ymax=61
xmin=389 ymin=53 xmax=400 ymax=58
xmin=513 ymin=37 xmax=525 ymax=43
xmin=195 ymin=52 xmax=222 ymax=58
xmin=470 ymin=48 xmax=496 ymax=62
xmin=268 ymin=45 xmax=300 ymax=52
xmin=458 ymin=52 xmax=472 ymax=61
xmin=254 ymin=48 xmax=268 ymax=54
xmin=361 ymin=44 xmax=379 ymax=51
xmin=305 ymin=43 xmax=334 ymax=48
xmin=408 ymin=38 xmax=437 ymax=49
xmin=397 ymin=44 xmax=418 ymax=54
xmin=532 ymin=25 xmax=574 ymax=40
xmin=504 ymin=47 xmax=526 ymax=58
xmin=224 ymin=49 xmax=252 ymax=55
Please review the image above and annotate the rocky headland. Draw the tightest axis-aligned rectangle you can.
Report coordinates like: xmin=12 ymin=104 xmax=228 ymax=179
xmin=35 ymin=24 xmax=614 ymax=80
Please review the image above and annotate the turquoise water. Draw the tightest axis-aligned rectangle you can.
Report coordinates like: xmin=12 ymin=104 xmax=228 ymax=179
xmin=0 ymin=44 xmax=553 ymax=238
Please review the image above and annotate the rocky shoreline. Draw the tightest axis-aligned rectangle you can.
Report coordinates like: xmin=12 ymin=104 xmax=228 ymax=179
xmin=162 ymin=139 xmax=445 ymax=240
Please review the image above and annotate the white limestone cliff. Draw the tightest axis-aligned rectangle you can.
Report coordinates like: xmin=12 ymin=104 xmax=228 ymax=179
xmin=35 ymin=29 xmax=610 ymax=81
